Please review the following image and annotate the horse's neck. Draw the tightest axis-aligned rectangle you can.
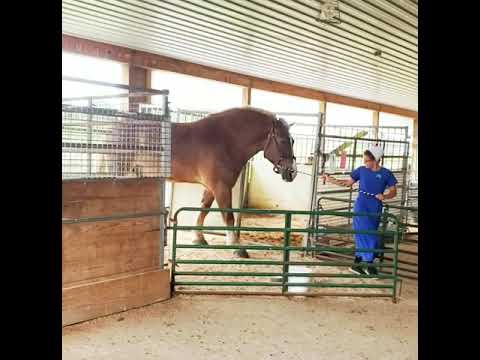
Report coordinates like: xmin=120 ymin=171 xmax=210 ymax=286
xmin=228 ymin=116 xmax=271 ymax=164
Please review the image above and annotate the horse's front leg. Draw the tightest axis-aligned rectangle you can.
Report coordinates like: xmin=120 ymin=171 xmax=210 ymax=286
xmin=192 ymin=189 xmax=215 ymax=245
xmin=213 ymin=184 xmax=249 ymax=258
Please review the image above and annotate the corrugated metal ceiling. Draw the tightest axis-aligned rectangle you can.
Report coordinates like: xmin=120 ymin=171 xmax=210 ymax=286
xmin=62 ymin=0 xmax=418 ymax=111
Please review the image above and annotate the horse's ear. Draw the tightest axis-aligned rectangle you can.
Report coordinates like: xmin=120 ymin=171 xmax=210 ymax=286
xmin=288 ymin=122 xmax=295 ymax=129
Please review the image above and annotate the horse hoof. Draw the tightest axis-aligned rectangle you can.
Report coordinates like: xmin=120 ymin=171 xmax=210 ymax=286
xmin=233 ymin=249 xmax=250 ymax=258
xmin=192 ymin=238 xmax=209 ymax=245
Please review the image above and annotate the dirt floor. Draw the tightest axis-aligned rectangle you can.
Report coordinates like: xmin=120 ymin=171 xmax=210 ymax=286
xmin=62 ymin=214 xmax=418 ymax=360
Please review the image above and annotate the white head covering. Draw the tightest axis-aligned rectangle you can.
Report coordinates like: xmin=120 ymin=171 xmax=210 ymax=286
xmin=368 ymin=145 xmax=384 ymax=162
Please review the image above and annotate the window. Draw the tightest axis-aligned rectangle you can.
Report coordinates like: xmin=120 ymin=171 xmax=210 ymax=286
xmin=62 ymin=52 xmax=128 ymax=106
xmin=379 ymin=113 xmax=414 ymax=143
xmin=325 ymin=103 xmax=374 ymax=127
xmin=151 ymin=70 xmax=243 ymax=112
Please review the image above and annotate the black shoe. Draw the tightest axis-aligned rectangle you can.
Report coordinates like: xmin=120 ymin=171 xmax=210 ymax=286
xmin=349 ymin=265 xmax=367 ymax=275
xmin=365 ymin=265 xmax=378 ymax=276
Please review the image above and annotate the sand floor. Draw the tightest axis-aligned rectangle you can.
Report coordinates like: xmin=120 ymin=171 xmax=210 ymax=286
xmin=63 ymin=214 xmax=418 ymax=360
xmin=63 ymin=284 xmax=417 ymax=360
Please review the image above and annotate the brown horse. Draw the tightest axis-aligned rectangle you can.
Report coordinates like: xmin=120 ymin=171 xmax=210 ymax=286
xmin=143 ymin=107 xmax=297 ymax=258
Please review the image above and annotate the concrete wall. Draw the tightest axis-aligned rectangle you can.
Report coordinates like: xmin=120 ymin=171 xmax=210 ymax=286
xmin=247 ymin=158 xmax=313 ymax=211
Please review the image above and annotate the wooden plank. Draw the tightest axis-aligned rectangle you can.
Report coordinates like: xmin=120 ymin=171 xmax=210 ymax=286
xmin=62 ymin=34 xmax=417 ymax=118
xmin=62 ymin=179 xmax=160 ymax=219
xmin=62 ymin=217 xmax=160 ymax=284
xmin=62 ymin=268 xmax=170 ymax=326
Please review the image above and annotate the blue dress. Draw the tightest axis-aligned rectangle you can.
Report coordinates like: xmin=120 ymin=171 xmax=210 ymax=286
xmin=350 ymin=166 xmax=398 ymax=262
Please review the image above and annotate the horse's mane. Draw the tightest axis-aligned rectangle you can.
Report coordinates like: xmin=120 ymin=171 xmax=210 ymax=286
xmin=205 ymin=106 xmax=276 ymax=121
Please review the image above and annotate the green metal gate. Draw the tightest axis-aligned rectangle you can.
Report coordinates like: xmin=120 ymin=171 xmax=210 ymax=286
xmin=170 ymin=207 xmax=402 ymax=302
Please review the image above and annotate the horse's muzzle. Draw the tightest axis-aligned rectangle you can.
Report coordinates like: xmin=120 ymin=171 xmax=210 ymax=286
xmin=282 ymin=168 xmax=297 ymax=182
xmin=277 ymin=159 xmax=297 ymax=182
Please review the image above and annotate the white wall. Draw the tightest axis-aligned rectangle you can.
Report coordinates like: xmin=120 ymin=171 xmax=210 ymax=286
xmin=247 ymin=89 xmax=318 ymax=211
xmin=170 ymin=178 xmax=242 ymax=227
xmin=247 ymin=159 xmax=312 ymax=211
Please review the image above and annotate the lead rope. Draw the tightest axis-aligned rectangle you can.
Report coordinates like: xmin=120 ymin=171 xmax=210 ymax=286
xmin=358 ymin=189 xmax=378 ymax=197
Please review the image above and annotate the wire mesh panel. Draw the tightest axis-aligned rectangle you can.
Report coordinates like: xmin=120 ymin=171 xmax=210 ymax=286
xmin=283 ymin=116 xmax=319 ymax=165
xmin=171 ymin=109 xmax=210 ymax=123
xmin=292 ymin=134 xmax=317 ymax=165
xmin=62 ymin=94 xmax=171 ymax=180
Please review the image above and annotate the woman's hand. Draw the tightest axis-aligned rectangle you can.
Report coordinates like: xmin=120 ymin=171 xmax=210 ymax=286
xmin=375 ymin=193 xmax=385 ymax=201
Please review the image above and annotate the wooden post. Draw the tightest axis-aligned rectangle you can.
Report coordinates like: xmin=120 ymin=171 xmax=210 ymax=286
xmin=128 ymin=66 xmax=151 ymax=111
xmin=242 ymin=86 xmax=252 ymax=107
xmin=373 ymin=111 xmax=380 ymax=140
xmin=319 ymin=100 xmax=327 ymax=116
xmin=237 ymin=85 xmax=252 ymax=235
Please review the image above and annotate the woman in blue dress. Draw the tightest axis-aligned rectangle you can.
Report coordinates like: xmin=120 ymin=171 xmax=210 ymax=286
xmin=323 ymin=145 xmax=398 ymax=275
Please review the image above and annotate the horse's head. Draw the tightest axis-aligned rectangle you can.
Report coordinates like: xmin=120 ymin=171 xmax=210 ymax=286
xmin=263 ymin=117 xmax=297 ymax=182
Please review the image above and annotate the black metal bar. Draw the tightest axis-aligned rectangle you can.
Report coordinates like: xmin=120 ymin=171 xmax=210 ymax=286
xmin=62 ymin=76 xmax=169 ymax=96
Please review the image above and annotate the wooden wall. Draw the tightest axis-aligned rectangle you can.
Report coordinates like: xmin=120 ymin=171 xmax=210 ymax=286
xmin=62 ymin=179 xmax=170 ymax=326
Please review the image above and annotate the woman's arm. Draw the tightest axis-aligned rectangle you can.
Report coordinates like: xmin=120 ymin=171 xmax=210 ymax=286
xmin=375 ymin=186 xmax=397 ymax=201
xmin=323 ymin=174 xmax=356 ymax=187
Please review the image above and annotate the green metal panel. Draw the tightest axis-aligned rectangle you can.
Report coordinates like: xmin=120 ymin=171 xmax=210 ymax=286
xmin=170 ymin=207 xmax=401 ymax=302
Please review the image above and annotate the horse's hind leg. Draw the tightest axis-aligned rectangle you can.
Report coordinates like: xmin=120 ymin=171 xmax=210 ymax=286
xmin=213 ymin=184 xmax=249 ymax=258
xmin=192 ymin=189 xmax=215 ymax=245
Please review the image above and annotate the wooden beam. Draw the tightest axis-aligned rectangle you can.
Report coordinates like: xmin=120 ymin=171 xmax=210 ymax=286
xmin=62 ymin=35 xmax=417 ymax=118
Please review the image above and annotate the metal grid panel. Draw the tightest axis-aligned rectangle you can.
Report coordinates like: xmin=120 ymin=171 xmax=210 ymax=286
xmin=406 ymin=180 xmax=418 ymax=224
xmin=310 ymin=129 xmax=410 ymax=246
xmin=171 ymin=109 xmax=210 ymax=123
xmin=62 ymin=0 xmax=417 ymax=110
xmin=293 ymin=134 xmax=317 ymax=165
xmin=62 ymin=96 xmax=171 ymax=180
